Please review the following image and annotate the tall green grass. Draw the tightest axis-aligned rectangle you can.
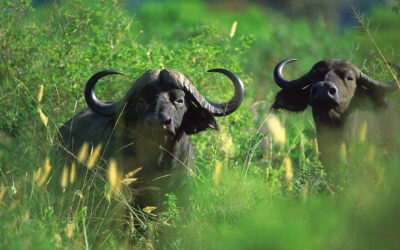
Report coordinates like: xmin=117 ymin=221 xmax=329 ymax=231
xmin=1 ymin=0 xmax=400 ymax=249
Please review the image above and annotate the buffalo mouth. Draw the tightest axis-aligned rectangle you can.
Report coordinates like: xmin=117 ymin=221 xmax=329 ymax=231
xmin=310 ymin=99 xmax=339 ymax=111
xmin=310 ymin=100 xmax=342 ymax=122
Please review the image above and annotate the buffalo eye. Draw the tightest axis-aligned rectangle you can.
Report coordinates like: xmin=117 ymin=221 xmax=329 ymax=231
xmin=137 ymin=97 xmax=146 ymax=107
xmin=174 ymin=98 xmax=185 ymax=106
xmin=346 ymin=76 xmax=354 ymax=82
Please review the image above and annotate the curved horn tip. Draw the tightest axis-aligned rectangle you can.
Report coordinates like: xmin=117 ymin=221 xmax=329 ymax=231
xmin=279 ymin=58 xmax=299 ymax=65
xmin=106 ymin=70 xmax=126 ymax=76
xmin=207 ymin=68 xmax=225 ymax=73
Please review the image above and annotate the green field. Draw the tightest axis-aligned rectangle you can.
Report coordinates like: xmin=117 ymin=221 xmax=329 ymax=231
xmin=1 ymin=0 xmax=400 ymax=249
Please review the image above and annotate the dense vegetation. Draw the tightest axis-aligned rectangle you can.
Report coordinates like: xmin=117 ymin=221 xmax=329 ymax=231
xmin=1 ymin=0 xmax=400 ymax=248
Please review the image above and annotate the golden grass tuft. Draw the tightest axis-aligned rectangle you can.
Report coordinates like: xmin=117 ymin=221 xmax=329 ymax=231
xmin=61 ymin=165 xmax=69 ymax=189
xmin=267 ymin=115 xmax=286 ymax=146
xmin=38 ymin=108 xmax=48 ymax=127
xmin=66 ymin=221 xmax=74 ymax=238
xmin=121 ymin=178 xmax=138 ymax=186
xmin=213 ymin=161 xmax=222 ymax=185
xmin=367 ymin=145 xmax=376 ymax=163
xmin=220 ymin=131 xmax=234 ymax=156
xmin=8 ymin=199 xmax=20 ymax=212
xmin=87 ymin=144 xmax=102 ymax=169
xmin=77 ymin=142 xmax=89 ymax=164
xmin=107 ymin=159 xmax=122 ymax=197
xmin=126 ymin=167 xmax=142 ymax=178
xmin=0 ymin=184 xmax=6 ymax=201
xmin=143 ymin=206 xmax=157 ymax=214
xmin=229 ymin=21 xmax=237 ymax=38
xmin=37 ymin=158 xmax=52 ymax=186
xmin=340 ymin=143 xmax=347 ymax=163
xmin=285 ymin=158 xmax=293 ymax=191
xmin=37 ymin=84 xmax=44 ymax=103
xmin=359 ymin=121 xmax=368 ymax=143
xmin=70 ymin=162 xmax=76 ymax=184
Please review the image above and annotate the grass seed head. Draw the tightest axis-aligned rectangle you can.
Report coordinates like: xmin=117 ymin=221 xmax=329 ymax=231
xmin=359 ymin=121 xmax=368 ymax=142
xmin=8 ymin=199 xmax=20 ymax=212
xmin=77 ymin=142 xmax=89 ymax=164
xmin=0 ymin=184 xmax=6 ymax=201
xmin=61 ymin=165 xmax=69 ymax=189
xmin=70 ymin=162 xmax=76 ymax=184
xmin=37 ymin=158 xmax=52 ymax=186
xmin=143 ymin=206 xmax=157 ymax=214
xmin=122 ymin=178 xmax=138 ymax=186
xmin=126 ymin=167 xmax=142 ymax=178
xmin=285 ymin=158 xmax=293 ymax=191
xmin=267 ymin=115 xmax=286 ymax=146
xmin=229 ymin=21 xmax=237 ymax=38
xmin=107 ymin=159 xmax=122 ymax=197
xmin=66 ymin=222 xmax=74 ymax=238
xmin=33 ymin=168 xmax=42 ymax=182
xmin=213 ymin=161 xmax=222 ymax=185
xmin=38 ymin=108 xmax=48 ymax=127
xmin=340 ymin=143 xmax=347 ymax=162
xmin=367 ymin=145 xmax=376 ymax=163
xmin=37 ymin=84 xmax=44 ymax=103
xmin=87 ymin=143 xmax=102 ymax=169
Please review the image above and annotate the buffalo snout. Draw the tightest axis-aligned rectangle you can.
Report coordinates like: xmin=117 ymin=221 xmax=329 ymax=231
xmin=309 ymin=81 xmax=339 ymax=107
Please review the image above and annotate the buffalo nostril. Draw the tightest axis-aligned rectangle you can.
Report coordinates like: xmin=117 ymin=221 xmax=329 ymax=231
xmin=328 ymin=87 xmax=337 ymax=96
xmin=163 ymin=118 xmax=172 ymax=126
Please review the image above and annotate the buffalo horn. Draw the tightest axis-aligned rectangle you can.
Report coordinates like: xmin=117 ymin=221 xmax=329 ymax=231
xmin=273 ymin=59 xmax=313 ymax=89
xmin=84 ymin=70 xmax=126 ymax=117
xmin=358 ymin=62 xmax=400 ymax=92
xmin=181 ymin=68 xmax=245 ymax=116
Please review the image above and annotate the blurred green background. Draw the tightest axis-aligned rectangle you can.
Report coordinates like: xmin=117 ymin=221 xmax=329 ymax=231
xmin=1 ymin=0 xmax=400 ymax=249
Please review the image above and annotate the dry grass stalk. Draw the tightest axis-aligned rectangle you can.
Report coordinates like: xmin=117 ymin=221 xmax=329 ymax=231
xmin=353 ymin=8 xmax=400 ymax=89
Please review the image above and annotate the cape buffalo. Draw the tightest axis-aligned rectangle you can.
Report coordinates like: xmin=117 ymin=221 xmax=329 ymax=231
xmin=271 ymin=59 xmax=400 ymax=171
xmin=54 ymin=68 xmax=244 ymax=207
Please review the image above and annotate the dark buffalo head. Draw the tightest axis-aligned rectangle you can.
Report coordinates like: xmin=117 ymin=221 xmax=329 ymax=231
xmin=272 ymin=59 xmax=400 ymax=125
xmin=85 ymin=68 xmax=244 ymax=146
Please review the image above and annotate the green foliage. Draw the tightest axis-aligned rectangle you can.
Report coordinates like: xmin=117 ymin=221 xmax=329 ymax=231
xmin=1 ymin=0 xmax=400 ymax=249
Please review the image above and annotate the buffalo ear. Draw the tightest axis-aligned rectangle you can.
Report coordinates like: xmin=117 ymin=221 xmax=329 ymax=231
xmin=353 ymin=86 xmax=389 ymax=110
xmin=182 ymin=105 xmax=219 ymax=134
xmin=271 ymin=87 xmax=310 ymax=112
